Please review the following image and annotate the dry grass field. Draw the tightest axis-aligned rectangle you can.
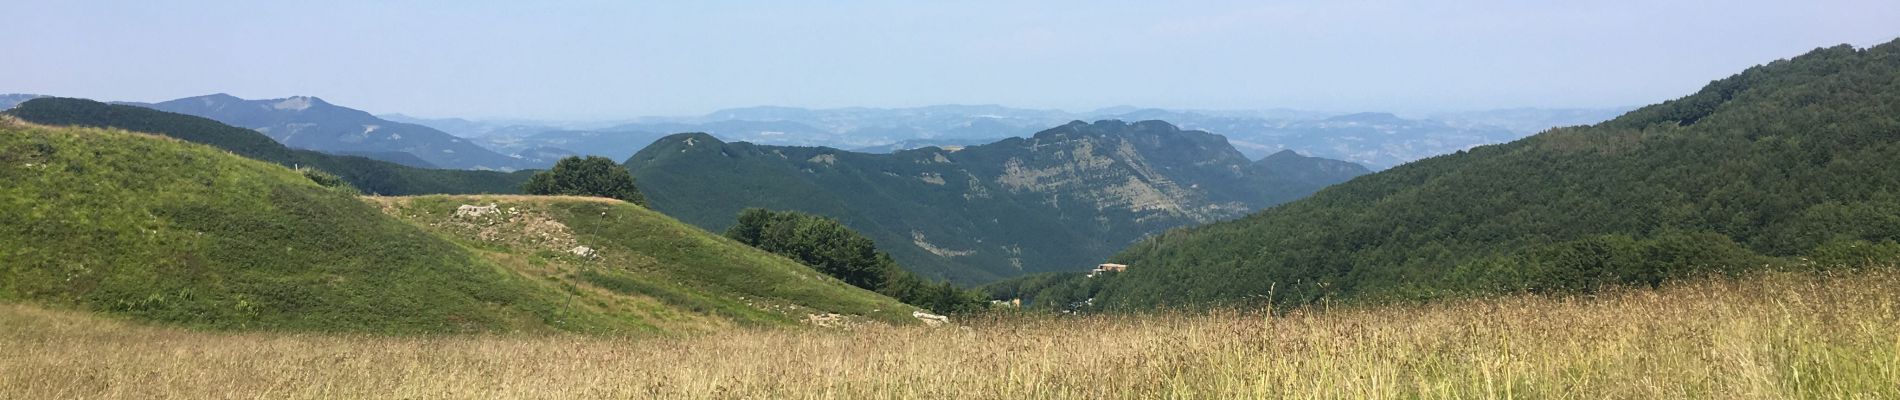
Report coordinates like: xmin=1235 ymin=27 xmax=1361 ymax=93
xmin=3 ymin=271 xmax=1897 ymax=399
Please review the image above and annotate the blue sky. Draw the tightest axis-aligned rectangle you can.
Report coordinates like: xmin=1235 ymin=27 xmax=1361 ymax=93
xmin=5 ymin=1 xmax=1896 ymax=119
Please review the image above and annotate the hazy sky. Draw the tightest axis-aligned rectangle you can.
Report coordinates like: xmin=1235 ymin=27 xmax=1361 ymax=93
xmin=5 ymin=1 xmax=1896 ymax=119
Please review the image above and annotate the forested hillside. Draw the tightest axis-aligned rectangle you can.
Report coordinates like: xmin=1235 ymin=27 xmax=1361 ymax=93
xmin=1066 ymin=41 xmax=1900 ymax=310
xmin=627 ymin=120 xmax=1368 ymax=283
xmin=4 ymin=98 xmax=534 ymax=195
xmin=725 ymin=209 xmax=987 ymax=314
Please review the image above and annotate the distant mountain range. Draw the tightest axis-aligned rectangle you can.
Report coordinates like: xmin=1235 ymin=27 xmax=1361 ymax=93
xmin=4 ymin=89 xmax=1627 ymax=172
xmin=626 ymin=119 xmax=1369 ymax=284
xmin=0 ymin=94 xmax=46 ymax=110
xmin=401 ymin=104 xmax=1630 ymax=171
xmin=131 ymin=94 xmax=544 ymax=171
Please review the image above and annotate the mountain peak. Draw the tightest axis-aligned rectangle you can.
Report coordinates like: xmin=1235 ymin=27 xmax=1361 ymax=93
xmin=1263 ymin=149 xmax=1304 ymax=159
xmin=269 ymin=96 xmax=324 ymax=111
xmin=1027 ymin=119 xmax=1196 ymax=143
xmin=144 ymin=93 xmax=536 ymax=170
xmin=658 ymin=132 xmax=724 ymax=147
xmin=179 ymin=93 xmax=244 ymax=107
xmin=1130 ymin=119 xmax=1182 ymax=132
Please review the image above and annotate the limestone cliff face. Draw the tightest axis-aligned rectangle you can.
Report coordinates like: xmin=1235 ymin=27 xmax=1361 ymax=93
xmin=973 ymin=121 xmax=1262 ymax=226
xmin=627 ymin=120 xmax=1370 ymax=284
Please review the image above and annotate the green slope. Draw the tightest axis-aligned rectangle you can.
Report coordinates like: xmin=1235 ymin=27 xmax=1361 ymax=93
xmin=1085 ymin=40 xmax=1900 ymax=310
xmin=0 ymin=119 xmax=917 ymax=333
xmin=370 ymin=195 xmax=920 ymax=328
xmin=626 ymin=121 xmax=1367 ymax=284
xmin=3 ymin=98 xmax=534 ymax=195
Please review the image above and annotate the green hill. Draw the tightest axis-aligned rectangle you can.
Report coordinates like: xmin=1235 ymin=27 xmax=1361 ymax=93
xmin=1071 ymin=40 xmax=1900 ymax=310
xmin=3 ymin=98 xmax=534 ymax=196
xmin=0 ymin=118 xmax=917 ymax=333
xmin=370 ymin=195 xmax=920 ymax=329
xmin=627 ymin=120 xmax=1367 ymax=284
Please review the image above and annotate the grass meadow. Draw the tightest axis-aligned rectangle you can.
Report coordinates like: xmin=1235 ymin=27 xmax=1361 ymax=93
xmin=3 ymin=270 xmax=1896 ymax=399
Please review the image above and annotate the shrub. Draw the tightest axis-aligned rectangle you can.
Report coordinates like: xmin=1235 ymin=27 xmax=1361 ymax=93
xmin=524 ymin=156 xmax=646 ymax=206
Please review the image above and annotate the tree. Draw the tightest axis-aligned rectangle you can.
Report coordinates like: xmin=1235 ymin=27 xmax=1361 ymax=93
xmin=726 ymin=208 xmax=987 ymax=314
xmin=524 ymin=156 xmax=647 ymax=206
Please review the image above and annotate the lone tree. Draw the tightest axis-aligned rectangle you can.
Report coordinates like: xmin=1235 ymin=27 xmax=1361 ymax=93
xmin=524 ymin=156 xmax=647 ymax=206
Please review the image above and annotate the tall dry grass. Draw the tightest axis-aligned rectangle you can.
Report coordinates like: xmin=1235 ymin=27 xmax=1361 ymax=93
xmin=3 ymin=271 xmax=1896 ymax=399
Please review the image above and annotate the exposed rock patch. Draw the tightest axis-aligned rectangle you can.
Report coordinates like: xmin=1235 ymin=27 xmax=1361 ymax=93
xmin=912 ymin=311 xmax=949 ymax=327
xmin=911 ymin=231 xmax=975 ymax=257
xmin=569 ymin=246 xmax=597 ymax=258
xmin=454 ymin=204 xmax=500 ymax=218
xmin=918 ymin=172 xmax=946 ymax=185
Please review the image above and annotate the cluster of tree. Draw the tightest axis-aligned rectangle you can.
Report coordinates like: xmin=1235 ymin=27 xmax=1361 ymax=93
xmin=978 ymin=271 xmax=1101 ymax=312
xmin=725 ymin=208 xmax=988 ymax=314
xmin=523 ymin=156 xmax=647 ymax=205
xmin=2 ymin=98 xmax=533 ymax=195
xmin=1073 ymin=40 xmax=1900 ymax=311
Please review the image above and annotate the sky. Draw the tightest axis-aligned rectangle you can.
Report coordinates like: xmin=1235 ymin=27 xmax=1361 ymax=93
xmin=4 ymin=1 xmax=1897 ymax=120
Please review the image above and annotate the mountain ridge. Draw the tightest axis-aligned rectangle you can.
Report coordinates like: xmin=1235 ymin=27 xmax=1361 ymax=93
xmin=626 ymin=119 xmax=1368 ymax=284
xmin=143 ymin=94 xmax=539 ymax=171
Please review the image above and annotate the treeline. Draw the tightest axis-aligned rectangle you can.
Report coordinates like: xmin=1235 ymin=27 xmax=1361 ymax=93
xmin=725 ymin=208 xmax=987 ymax=314
xmin=3 ymin=98 xmax=532 ymax=195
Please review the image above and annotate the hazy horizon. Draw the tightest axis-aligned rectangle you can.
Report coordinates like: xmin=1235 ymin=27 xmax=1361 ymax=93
xmin=6 ymin=1 xmax=1896 ymax=120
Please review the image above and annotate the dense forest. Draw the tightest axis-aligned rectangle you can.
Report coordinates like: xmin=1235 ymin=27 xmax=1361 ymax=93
xmin=725 ymin=209 xmax=988 ymax=314
xmin=4 ymin=98 xmax=534 ymax=195
xmin=1008 ymin=40 xmax=1900 ymax=311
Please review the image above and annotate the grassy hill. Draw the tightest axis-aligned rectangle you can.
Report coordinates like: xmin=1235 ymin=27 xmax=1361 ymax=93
xmin=1067 ymin=40 xmax=1900 ymax=310
xmin=0 ymin=117 xmax=917 ymax=333
xmin=3 ymin=98 xmax=534 ymax=196
xmin=369 ymin=195 xmax=920 ymax=328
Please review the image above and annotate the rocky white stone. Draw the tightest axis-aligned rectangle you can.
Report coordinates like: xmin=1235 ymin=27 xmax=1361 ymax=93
xmin=569 ymin=246 xmax=596 ymax=258
xmin=912 ymin=310 xmax=950 ymax=327
xmin=453 ymin=204 xmax=499 ymax=218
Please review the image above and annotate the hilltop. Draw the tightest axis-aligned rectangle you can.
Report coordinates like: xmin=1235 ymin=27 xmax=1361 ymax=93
xmin=4 ymin=98 xmax=534 ymax=196
xmin=0 ymin=118 xmax=917 ymax=333
xmin=627 ymin=120 xmax=1368 ymax=283
xmin=1073 ymin=40 xmax=1900 ymax=310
